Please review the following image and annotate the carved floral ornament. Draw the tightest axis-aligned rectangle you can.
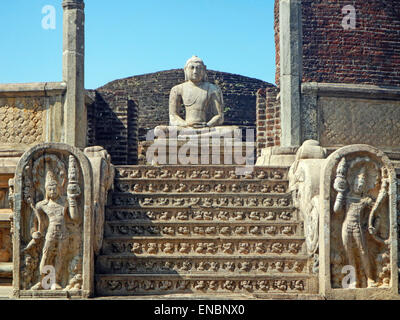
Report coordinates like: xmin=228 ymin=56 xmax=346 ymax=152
xmin=108 ymin=209 xmax=294 ymax=222
xmin=117 ymin=167 xmax=285 ymax=180
xmin=11 ymin=143 xmax=98 ymax=298
xmin=105 ymin=258 xmax=306 ymax=274
xmin=129 ymin=196 xmax=291 ymax=208
xmin=98 ymin=278 xmax=307 ymax=294
xmin=106 ymin=240 xmax=303 ymax=255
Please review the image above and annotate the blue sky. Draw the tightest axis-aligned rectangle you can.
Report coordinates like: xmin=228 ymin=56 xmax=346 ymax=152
xmin=0 ymin=0 xmax=276 ymax=89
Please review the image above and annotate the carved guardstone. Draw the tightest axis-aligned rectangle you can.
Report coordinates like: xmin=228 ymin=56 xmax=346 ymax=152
xmin=12 ymin=143 xmax=94 ymax=298
xmin=320 ymin=144 xmax=398 ymax=299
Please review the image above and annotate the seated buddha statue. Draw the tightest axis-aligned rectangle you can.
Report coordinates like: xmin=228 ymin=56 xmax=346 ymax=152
xmin=154 ymin=56 xmax=238 ymax=140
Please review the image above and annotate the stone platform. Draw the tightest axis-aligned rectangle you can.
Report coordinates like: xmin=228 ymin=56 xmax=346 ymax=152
xmin=139 ymin=139 xmax=256 ymax=166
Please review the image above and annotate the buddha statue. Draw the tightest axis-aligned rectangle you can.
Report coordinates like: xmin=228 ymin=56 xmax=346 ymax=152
xmin=154 ymin=56 xmax=238 ymax=139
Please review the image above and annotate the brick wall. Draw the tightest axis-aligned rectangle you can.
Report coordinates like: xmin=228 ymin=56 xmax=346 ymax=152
xmin=302 ymin=0 xmax=400 ymax=86
xmin=275 ymin=0 xmax=400 ymax=87
xmin=87 ymin=90 xmax=133 ymax=164
xmin=256 ymin=87 xmax=280 ymax=155
xmin=269 ymin=0 xmax=400 ymax=149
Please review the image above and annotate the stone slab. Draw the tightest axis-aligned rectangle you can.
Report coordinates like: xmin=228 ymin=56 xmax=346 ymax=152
xmin=0 ymin=82 xmax=66 ymax=97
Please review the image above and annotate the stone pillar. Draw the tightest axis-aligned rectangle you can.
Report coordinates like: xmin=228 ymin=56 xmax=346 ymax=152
xmin=62 ymin=0 xmax=86 ymax=148
xmin=279 ymin=0 xmax=302 ymax=147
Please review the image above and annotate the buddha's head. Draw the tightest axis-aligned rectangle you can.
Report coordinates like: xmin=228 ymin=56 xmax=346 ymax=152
xmin=184 ymin=56 xmax=208 ymax=83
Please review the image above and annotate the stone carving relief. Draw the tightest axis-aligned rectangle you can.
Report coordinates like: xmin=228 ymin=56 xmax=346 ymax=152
xmin=97 ymin=278 xmax=309 ymax=295
xmin=102 ymin=163 xmax=315 ymax=297
xmin=331 ymin=155 xmax=392 ymax=288
xmin=320 ymin=97 xmax=400 ymax=148
xmin=289 ymin=140 xmax=326 ymax=264
xmin=0 ymin=100 xmax=45 ymax=145
xmin=103 ymin=239 xmax=304 ymax=256
xmin=12 ymin=143 xmax=94 ymax=297
xmin=124 ymin=195 xmax=291 ymax=209
xmin=84 ymin=146 xmax=114 ymax=256
xmin=108 ymin=208 xmax=295 ymax=223
xmin=116 ymin=167 xmax=286 ymax=181
xmin=106 ymin=222 xmax=298 ymax=238
xmin=318 ymin=145 xmax=398 ymax=298
xmin=20 ymin=154 xmax=82 ymax=290
xmin=117 ymin=180 xmax=288 ymax=194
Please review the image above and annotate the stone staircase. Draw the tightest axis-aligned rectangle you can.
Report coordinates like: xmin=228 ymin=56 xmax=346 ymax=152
xmin=95 ymin=165 xmax=318 ymax=297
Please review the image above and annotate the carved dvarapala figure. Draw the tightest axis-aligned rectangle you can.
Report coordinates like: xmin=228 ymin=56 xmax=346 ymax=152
xmin=23 ymin=155 xmax=82 ymax=290
xmin=333 ymin=156 xmax=390 ymax=288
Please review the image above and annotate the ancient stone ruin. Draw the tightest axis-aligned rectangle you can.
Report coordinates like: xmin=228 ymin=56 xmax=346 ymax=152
xmin=0 ymin=0 xmax=399 ymax=300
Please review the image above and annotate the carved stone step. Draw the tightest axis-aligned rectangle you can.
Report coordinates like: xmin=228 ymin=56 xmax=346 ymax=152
xmin=115 ymin=180 xmax=289 ymax=194
xmin=104 ymin=221 xmax=303 ymax=238
xmin=95 ymin=274 xmax=317 ymax=296
xmin=117 ymin=178 xmax=288 ymax=183
xmin=105 ymin=207 xmax=298 ymax=222
xmin=115 ymin=165 xmax=289 ymax=181
xmin=101 ymin=238 xmax=305 ymax=256
xmin=96 ymin=255 xmax=310 ymax=275
xmin=110 ymin=193 xmax=293 ymax=208
xmin=100 ymin=166 xmax=306 ymax=297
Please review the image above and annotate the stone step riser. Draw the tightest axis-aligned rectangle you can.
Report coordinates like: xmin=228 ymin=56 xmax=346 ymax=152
xmin=115 ymin=180 xmax=289 ymax=194
xmin=101 ymin=238 xmax=305 ymax=256
xmin=104 ymin=222 xmax=304 ymax=238
xmin=96 ymin=256 xmax=310 ymax=275
xmin=105 ymin=208 xmax=298 ymax=222
xmin=110 ymin=193 xmax=293 ymax=208
xmin=95 ymin=276 xmax=316 ymax=296
xmin=116 ymin=166 xmax=289 ymax=181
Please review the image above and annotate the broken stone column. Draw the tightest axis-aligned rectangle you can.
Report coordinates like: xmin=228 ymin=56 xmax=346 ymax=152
xmin=62 ymin=0 xmax=86 ymax=148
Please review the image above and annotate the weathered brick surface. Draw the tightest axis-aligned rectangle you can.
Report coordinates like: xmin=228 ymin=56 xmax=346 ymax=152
xmin=256 ymin=87 xmax=280 ymax=154
xmin=87 ymin=90 xmax=132 ymax=164
xmin=275 ymin=0 xmax=400 ymax=87
xmin=87 ymin=69 xmax=273 ymax=164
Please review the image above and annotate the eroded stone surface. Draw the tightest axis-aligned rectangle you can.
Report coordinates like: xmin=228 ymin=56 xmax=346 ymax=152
xmin=12 ymin=143 xmax=93 ymax=298
xmin=289 ymin=140 xmax=326 ymax=274
xmin=320 ymin=144 xmax=398 ymax=299
xmin=84 ymin=146 xmax=114 ymax=256
xmin=320 ymin=97 xmax=400 ymax=149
